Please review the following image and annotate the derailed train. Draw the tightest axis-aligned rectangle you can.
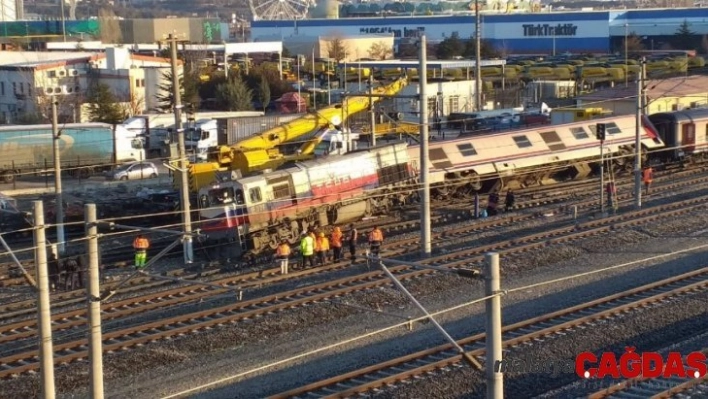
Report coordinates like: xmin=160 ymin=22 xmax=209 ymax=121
xmin=197 ymin=108 xmax=706 ymax=256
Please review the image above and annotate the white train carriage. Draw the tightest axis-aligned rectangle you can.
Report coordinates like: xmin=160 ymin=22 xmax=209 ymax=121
xmin=409 ymin=114 xmax=664 ymax=193
xmin=199 ymin=142 xmax=413 ymax=251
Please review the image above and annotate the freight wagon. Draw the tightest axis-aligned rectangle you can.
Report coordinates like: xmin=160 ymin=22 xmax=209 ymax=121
xmin=0 ymin=123 xmax=145 ymax=183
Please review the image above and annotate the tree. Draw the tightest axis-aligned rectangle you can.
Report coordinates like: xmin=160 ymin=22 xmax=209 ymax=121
xmin=368 ymin=41 xmax=393 ymax=60
xmin=623 ymin=33 xmax=645 ymax=54
xmin=673 ymin=20 xmax=699 ymax=50
xmin=97 ymin=7 xmax=122 ymax=44
xmin=215 ymin=75 xmax=254 ymax=111
xmin=327 ymin=37 xmax=348 ymax=62
xmin=258 ymin=77 xmax=271 ymax=112
xmin=463 ymin=38 xmax=501 ymax=59
xmin=436 ymin=33 xmax=466 ymax=59
xmin=86 ymin=83 xmax=126 ymax=124
xmin=156 ymin=69 xmax=201 ymax=113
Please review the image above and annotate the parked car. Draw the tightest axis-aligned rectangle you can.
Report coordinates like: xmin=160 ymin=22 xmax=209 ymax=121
xmin=106 ymin=162 xmax=159 ymax=181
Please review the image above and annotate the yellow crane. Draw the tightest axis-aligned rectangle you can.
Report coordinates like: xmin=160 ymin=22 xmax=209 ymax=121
xmin=180 ymin=77 xmax=408 ymax=193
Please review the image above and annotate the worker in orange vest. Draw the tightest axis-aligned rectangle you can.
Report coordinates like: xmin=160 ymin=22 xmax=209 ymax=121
xmin=368 ymin=226 xmax=384 ymax=256
xmin=275 ymin=240 xmax=291 ymax=274
xmin=133 ymin=234 xmax=150 ymax=270
xmin=643 ymin=166 xmax=653 ymax=195
xmin=315 ymin=232 xmax=330 ymax=265
xmin=330 ymin=226 xmax=343 ymax=262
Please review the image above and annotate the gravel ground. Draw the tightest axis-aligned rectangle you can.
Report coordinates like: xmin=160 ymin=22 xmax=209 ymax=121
xmin=3 ymin=181 xmax=708 ymax=398
xmin=374 ymin=291 xmax=708 ymax=399
xmin=24 ymin=209 xmax=706 ymax=399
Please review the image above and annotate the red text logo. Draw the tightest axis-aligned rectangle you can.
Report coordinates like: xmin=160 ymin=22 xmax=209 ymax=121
xmin=576 ymin=347 xmax=707 ymax=379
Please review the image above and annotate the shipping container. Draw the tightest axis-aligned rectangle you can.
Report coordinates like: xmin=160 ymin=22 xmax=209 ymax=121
xmin=0 ymin=123 xmax=145 ymax=183
xmin=216 ymin=114 xmax=305 ymax=146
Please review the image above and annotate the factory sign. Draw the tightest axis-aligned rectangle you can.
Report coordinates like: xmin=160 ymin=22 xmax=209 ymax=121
xmin=359 ymin=26 xmax=425 ymax=38
xmin=522 ymin=23 xmax=578 ymax=37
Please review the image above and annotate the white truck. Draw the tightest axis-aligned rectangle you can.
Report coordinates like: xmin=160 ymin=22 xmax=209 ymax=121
xmin=122 ymin=111 xmax=264 ymax=158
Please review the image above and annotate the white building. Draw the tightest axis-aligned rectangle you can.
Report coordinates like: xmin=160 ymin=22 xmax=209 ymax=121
xmin=1 ymin=0 xmax=23 ymax=22
xmin=0 ymin=48 xmax=180 ymax=123
xmin=389 ymin=80 xmax=478 ymax=124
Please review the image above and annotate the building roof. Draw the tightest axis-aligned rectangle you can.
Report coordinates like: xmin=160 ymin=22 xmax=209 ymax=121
xmin=0 ymin=50 xmax=176 ymax=71
xmin=343 ymin=59 xmax=505 ymax=69
xmin=577 ymin=75 xmax=708 ymax=103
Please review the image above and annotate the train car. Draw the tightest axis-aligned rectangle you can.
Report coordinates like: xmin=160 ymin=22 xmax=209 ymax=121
xmin=0 ymin=123 xmax=145 ymax=184
xmin=418 ymin=114 xmax=664 ymax=196
xmin=649 ymin=108 xmax=708 ymax=163
xmin=199 ymin=142 xmax=414 ymax=250
xmin=198 ymin=114 xmax=666 ymax=257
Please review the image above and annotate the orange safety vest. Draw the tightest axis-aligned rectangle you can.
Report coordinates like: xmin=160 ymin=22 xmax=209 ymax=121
xmin=276 ymin=243 xmax=291 ymax=257
xmin=643 ymin=168 xmax=653 ymax=184
xmin=331 ymin=228 xmax=343 ymax=247
xmin=369 ymin=229 xmax=383 ymax=242
xmin=133 ymin=237 xmax=149 ymax=250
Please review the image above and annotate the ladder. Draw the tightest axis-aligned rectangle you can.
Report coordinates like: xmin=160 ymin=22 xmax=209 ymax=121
xmin=236 ymin=224 xmax=248 ymax=254
xmin=607 ymin=158 xmax=619 ymax=213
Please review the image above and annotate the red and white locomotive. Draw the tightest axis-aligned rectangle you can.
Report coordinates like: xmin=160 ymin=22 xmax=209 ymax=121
xmin=198 ymin=113 xmax=667 ymax=256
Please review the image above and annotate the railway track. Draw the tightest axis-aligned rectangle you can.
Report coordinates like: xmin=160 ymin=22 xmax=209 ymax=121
xmin=586 ymin=348 xmax=708 ymax=399
xmin=3 ymin=172 xmax=707 ymax=340
xmin=1 ymin=160 xmax=705 ymax=289
xmin=268 ymin=268 xmax=708 ymax=398
xmin=1 ymin=191 xmax=708 ymax=378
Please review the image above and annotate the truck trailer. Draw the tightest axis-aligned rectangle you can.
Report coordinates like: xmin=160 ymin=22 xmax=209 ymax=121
xmin=0 ymin=123 xmax=145 ymax=184
xmin=123 ymin=111 xmax=264 ymax=158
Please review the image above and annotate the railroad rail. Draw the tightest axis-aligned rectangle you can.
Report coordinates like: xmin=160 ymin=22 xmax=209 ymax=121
xmin=3 ymin=181 xmax=708 ymax=347
xmin=1 ymin=193 xmax=708 ymax=377
xmin=587 ymin=348 xmax=708 ymax=399
xmin=268 ymin=268 xmax=708 ymax=398
xmin=1 ymin=163 xmax=705 ymax=285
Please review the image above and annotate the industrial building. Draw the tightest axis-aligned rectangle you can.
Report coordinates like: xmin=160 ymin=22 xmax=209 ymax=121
xmin=251 ymin=7 xmax=708 ymax=54
xmin=576 ymin=75 xmax=708 ymax=115
xmin=0 ymin=48 xmax=178 ymax=123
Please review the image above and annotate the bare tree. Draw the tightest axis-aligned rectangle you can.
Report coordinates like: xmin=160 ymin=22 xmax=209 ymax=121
xmin=121 ymin=89 xmax=146 ymax=116
xmin=368 ymin=41 xmax=393 ymax=60
xmin=14 ymin=67 xmax=82 ymax=124
xmin=327 ymin=37 xmax=348 ymax=62
xmin=97 ymin=7 xmax=123 ymax=44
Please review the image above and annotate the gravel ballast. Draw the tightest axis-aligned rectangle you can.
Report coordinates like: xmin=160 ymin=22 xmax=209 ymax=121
xmin=5 ymin=200 xmax=708 ymax=398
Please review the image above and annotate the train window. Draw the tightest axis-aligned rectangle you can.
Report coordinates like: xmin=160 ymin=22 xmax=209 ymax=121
xmin=605 ymin=122 xmax=622 ymax=135
xmin=570 ymin=127 xmax=589 ymax=140
xmin=539 ymin=131 xmax=566 ymax=151
xmin=249 ymin=187 xmax=262 ymax=203
xmin=513 ymin=135 xmax=533 ymax=148
xmin=272 ymin=183 xmax=290 ymax=200
xmin=457 ymin=143 xmax=478 ymax=157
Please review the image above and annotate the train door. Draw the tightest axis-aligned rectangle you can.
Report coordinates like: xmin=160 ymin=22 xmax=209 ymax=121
xmin=681 ymin=123 xmax=696 ymax=154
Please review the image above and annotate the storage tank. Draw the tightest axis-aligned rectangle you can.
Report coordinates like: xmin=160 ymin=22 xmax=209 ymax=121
xmin=310 ymin=0 xmax=339 ymax=19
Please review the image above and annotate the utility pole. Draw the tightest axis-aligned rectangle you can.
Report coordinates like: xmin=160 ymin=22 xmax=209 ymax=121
xmin=312 ymin=47 xmax=317 ymax=110
xmin=51 ymin=99 xmax=65 ymax=255
xmin=369 ymin=74 xmax=376 ymax=147
xmin=34 ymin=201 xmax=56 ymax=399
xmin=485 ymin=252 xmax=504 ymax=399
xmin=85 ymin=204 xmax=104 ymax=399
xmin=168 ymin=33 xmax=194 ymax=263
xmin=475 ymin=0 xmax=482 ymax=112
xmin=634 ymin=56 xmax=646 ymax=209
xmin=419 ymin=36 xmax=431 ymax=256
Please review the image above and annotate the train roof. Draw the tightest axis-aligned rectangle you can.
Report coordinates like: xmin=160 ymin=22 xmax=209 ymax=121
xmin=0 ymin=122 xmax=114 ymax=132
xmin=649 ymin=108 xmax=708 ymax=122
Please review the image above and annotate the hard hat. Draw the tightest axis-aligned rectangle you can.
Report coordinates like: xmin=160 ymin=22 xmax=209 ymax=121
xmin=319 ymin=232 xmax=325 ymax=238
